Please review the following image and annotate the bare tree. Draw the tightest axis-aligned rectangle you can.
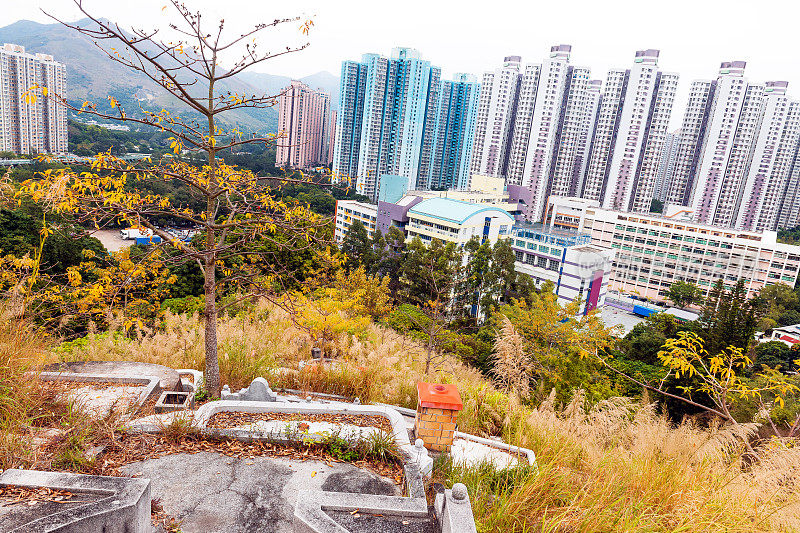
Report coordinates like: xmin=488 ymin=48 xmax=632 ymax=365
xmin=23 ymin=0 xmax=332 ymax=395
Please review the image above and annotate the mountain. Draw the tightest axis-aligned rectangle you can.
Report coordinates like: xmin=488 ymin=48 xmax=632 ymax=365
xmin=0 ymin=19 xmax=279 ymax=133
xmin=239 ymin=71 xmax=340 ymax=110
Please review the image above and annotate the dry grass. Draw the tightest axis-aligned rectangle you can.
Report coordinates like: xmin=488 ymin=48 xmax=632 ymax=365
xmin=9 ymin=300 xmax=800 ymax=531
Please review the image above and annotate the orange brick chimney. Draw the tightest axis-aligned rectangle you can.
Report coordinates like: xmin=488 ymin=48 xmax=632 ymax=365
xmin=415 ymin=382 xmax=463 ymax=452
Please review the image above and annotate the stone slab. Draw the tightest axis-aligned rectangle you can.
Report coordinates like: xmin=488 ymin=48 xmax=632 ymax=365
xmin=43 ymin=361 xmax=181 ymax=392
xmin=326 ymin=510 xmax=437 ymax=533
xmin=0 ymin=469 xmax=150 ymax=533
xmin=154 ymin=390 xmax=194 ymax=413
xmin=119 ymin=451 xmax=399 ymax=533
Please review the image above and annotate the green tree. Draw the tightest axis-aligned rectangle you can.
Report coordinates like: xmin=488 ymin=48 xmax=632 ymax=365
xmin=650 ymin=198 xmax=664 ymax=213
xmin=463 ymin=237 xmax=492 ymax=317
xmin=667 ymin=280 xmax=701 ymax=308
xmin=499 ymin=284 xmax=616 ymax=402
xmin=399 ymin=237 xmax=461 ymax=310
xmin=754 ymin=283 xmax=799 ymax=331
xmin=754 ymin=341 xmax=795 ymax=372
xmin=700 ymin=279 xmax=760 ymax=356
xmin=463 ymin=238 xmax=536 ymax=320
xmin=0 ymin=208 xmax=106 ymax=275
xmin=340 ymin=220 xmax=371 ymax=271
xmin=373 ymin=226 xmax=405 ymax=299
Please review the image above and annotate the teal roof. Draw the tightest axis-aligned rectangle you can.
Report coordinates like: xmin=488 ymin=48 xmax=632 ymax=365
xmin=408 ymin=198 xmax=514 ymax=225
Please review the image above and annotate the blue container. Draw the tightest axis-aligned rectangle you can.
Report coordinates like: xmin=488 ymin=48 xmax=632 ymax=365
xmin=135 ymin=236 xmax=162 ymax=245
xmin=632 ymin=304 xmax=657 ymax=317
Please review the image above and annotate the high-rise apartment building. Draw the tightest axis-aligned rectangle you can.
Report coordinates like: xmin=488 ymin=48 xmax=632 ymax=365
xmin=504 ymin=62 xmax=538 ymax=183
xmin=327 ymin=110 xmax=337 ymax=166
xmin=777 ymin=145 xmax=800 ymax=230
xmin=275 ymin=80 xmax=332 ymax=170
xmin=685 ymin=62 xmax=764 ymax=227
xmin=572 ymin=79 xmax=603 ymax=197
xmin=470 ymin=56 xmax=521 ymax=179
xmin=654 ymin=131 xmax=680 ymax=202
xmin=333 ymin=48 xmax=441 ymax=200
xmin=736 ymin=84 xmax=800 ymax=232
xmin=667 ymin=63 xmax=800 ymax=232
xmin=426 ymin=73 xmax=480 ymax=190
xmin=0 ymin=43 xmax=67 ymax=154
xmin=506 ymin=46 xmax=592 ymax=222
xmin=333 ymin=61 xmax=367 ymax=182
xmin=665 ymin=80 xmax=714 ymax=206
xmin=583 ymin=50 xmax=678 ymax=214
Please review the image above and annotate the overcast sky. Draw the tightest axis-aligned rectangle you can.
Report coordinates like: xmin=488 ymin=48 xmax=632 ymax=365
xmin=8 ymin=0 xmax=799 ymax=129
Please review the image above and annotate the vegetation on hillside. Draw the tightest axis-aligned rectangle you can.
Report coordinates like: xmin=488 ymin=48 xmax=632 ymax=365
xmin=3 ymin=297 xmax=800 ymax=531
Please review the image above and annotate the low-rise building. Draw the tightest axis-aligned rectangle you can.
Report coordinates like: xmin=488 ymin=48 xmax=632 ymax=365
xmin=545 ymin=196 xmax=800 ymax=302
xmin=510 ymin=224 xmax=615 ymax=314
xmin=337 ymin=187 xmax=518 ymax=247
xmin=405 ymin=197 xmax=514 ymax=246
xmin=334 ymin=194 xmax=616 ymax=314
xmin=334 ymin=200 xmax=377 ymax=243
xmin=768 ymin=323 xmax=800 ymax=346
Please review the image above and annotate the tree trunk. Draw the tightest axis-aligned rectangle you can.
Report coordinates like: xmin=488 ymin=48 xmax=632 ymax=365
xmin=204 ymin=250 xmax=220 ymax=396
xmin=204 ymin=67 xmax=220 ymax=397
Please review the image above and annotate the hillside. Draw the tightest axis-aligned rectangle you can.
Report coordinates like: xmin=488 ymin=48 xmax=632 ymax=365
xmin=0 ymin=19 xmax=303 ymax=133
xmin=3 ymin=300 xmax=800 ymax=531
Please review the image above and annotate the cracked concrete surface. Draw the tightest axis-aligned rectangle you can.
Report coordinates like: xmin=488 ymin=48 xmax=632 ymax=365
xmin=119 ymin=452 xmax=400 ymax=533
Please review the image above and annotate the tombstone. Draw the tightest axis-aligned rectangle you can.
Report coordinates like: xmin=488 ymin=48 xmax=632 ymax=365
xmin=220 ymin=377 xmax=279 ymax=402
xmin=311 ymin=347 xmax=322 ymax=359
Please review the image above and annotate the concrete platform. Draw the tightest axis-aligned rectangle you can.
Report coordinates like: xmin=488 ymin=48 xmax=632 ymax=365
xmin=327 ymin=511 xmax=438 ymax=533
xmin=119 ymin=451 xmax=405 ymax=533
xmin=43 ymin=361 xmax=182 ymax=392
xmin=0 ymin=469 xmax=150 ymax=533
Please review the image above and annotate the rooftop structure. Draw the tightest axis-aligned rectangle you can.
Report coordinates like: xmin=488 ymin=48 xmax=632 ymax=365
xmin=405 ymin=197 xmax=514 ymax=246
xmin=769 ymin=323 xmax=800 ymax=346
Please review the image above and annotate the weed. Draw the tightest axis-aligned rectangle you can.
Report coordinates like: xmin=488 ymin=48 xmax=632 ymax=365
xmin=158 ymin=415 xmax=199 ymax=444
xmin=193 ymin=380 xmax=209 ymax=403
xmin=325 ymin=434 xmax=360 ymax=462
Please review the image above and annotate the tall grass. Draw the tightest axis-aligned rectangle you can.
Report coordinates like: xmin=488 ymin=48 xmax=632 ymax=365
xmin=13 ymin=300 xmax=800 ymax=531
xmin=0 ymin=307 xmax=115 ymax=472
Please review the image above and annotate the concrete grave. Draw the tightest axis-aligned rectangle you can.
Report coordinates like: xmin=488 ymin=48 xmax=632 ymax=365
xmin=38 ymin=372 xmax=160 ymax=419
xmin=434 ymin=483 xmax=478 ymax=533
xmin=154 ymin=390 xmax=194 ymax=413
xmin=43 ymin=361 xmax=182 ymax=392
xmin=119 ymin=452 xmax=401 ymax=533
xmin=191 ymin=400 xmax=449 ymax=532
xmin=0 ymin=469 xmax=150 ymax=533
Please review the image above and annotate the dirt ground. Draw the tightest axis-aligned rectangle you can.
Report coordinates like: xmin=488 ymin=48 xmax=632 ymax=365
xmin=90 ymin=229 xmax=130 ymax=252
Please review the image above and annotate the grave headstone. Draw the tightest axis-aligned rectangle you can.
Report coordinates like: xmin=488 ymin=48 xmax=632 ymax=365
xmin=220 ymin=377 xmax=280 ymax=402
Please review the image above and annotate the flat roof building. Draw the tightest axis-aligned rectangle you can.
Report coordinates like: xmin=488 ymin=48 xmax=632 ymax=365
xmin=546 ymin=196 xmax=800 ymax=302
xmin=510 ymin=223 xmax=615 ymax=314
xmin=333 ymin=200 xmax=377 ymax=244
xmin=405 ymin=197 xmax=514 ymax=246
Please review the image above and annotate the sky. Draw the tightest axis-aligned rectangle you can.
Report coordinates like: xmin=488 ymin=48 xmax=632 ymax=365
xmin=7 ymin=0 xmax=800 ymax=129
